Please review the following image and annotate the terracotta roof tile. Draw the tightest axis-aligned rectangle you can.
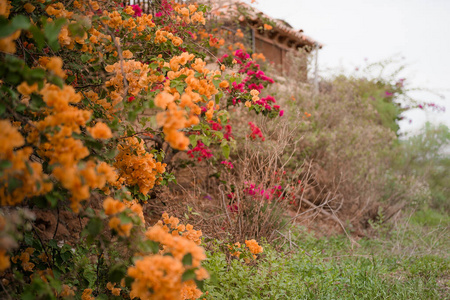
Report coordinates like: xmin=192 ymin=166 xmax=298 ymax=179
xmin=209 ymin=0 xmax=322 ymax=48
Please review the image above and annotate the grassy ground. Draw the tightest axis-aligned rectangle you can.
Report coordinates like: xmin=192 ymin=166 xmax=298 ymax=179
xmin=202 ymin=209 xmax=450 ymax=299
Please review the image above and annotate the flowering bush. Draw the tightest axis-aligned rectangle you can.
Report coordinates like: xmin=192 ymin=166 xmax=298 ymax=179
xmin=0 ymin=0 xmax=278 ymax=298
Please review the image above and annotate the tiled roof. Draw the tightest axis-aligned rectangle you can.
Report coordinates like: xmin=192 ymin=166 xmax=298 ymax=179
xmin=209 ymin=0 xmax=322 ymax=48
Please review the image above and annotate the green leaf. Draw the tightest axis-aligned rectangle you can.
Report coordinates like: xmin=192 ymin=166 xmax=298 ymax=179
xmin=200 ymin=135 xmax=211 ymax=147
xmin=141 ymin=240 xmax=160 ymax=254
xmin=215 ymin=91 xmax=223 ymax=104
xmin=108 ymin=264 xmax=126 ymax=283
xmin=182 ymin=253 xmax=193 ymax=266
xmin=105 ymin=148 xmax=118 ymax=159
xmin=26 ymin=68 xmax=46 ymax=82
xmin=221 ymin=142 xmax=230 ymax=159
xmin=213 ymin=130 xmax=224 ymax=140
xmin=68 ymin=22 xmax=85 ymax=37
xmin=29 ymin=26 xmax=45 ymax=50
xmin=118 ymin=213 xmax=133 ymax=224
xmin=81 ymin=54 xmax=92 ymax=63
xmin=85 ymin=217 xmax=103 ymax=237
xmin=24 ymin=232 xmax=33 ymax=246
xmin=175 ymin=84 xmax=184 ymax=95
xmin=48 ymin=239 xmax=58 ymax=249
xmin=16 ymin=104 xmax=27 ymax=112
xmin=47 ymin=74 xmax=64 ymax=88
xmin=21 ymin=291 xmax=34 ymax=300
xmin=181 ymin=269 xmax=196 ymax=282
xmin=60 ymin=250 xmax=72 ymax=262
xmin=7 ymin=177 xmax=22 ymax=193
xmin=44 ymin=18 xmax=66 ymax=51
xmin=0 ymin=160 xmax=12 ymax=170
xmin=194 ymin=279 xmax=205 ymax=292
xmin=0 ymin=102 xmax=5 ymax=116
xmin=29 ymin=94 xmax=46 ymax=111
xmin=83 ymin=268 xmax=96 ymax=286
xmin=25 ymin=161 xmax=34 ymax=175
xmin=189 ymin=135 xmax=199 ymax=147
xmin=0 ymin=15 xmax=30 ymax=38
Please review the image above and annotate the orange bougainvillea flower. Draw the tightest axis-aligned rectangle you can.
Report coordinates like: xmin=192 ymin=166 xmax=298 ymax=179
xmin=103 ymin=197 xmax=126 ymax=215
xmin=263 ymin=24 xmax=273 ymax=30
xmin=122 ymin=49 xmax=133 ymax=59
xmin=23 ymin=3 xmax=35 ymax=13
xmin=88 ymin=122 xmax=112 ymax=139
xmin=0 ymin=249 xmax=10 ymax=272
xmin=245 ymin=239 xmax=263 ymax=255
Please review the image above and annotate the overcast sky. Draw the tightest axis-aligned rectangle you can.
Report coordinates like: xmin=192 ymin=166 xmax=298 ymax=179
xmin=249 ymin=0 xmax=450 ymax=136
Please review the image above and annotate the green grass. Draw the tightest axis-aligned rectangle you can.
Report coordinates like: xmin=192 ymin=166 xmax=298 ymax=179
xmin=410 ymin=208 xmax=450 ymax=227
xmin=202 ymin=211 xmax=450 ymax=299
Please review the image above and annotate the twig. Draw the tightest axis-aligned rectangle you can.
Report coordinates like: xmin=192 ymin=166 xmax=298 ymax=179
xmin=326 ymin=202 xmax=361 ymax=248
xmin=275 ymin=230 xmax=312 ymax=258
xmin=218 ymin=185 xmax=232 ymax=228
xmin=95 ymin=250 xmax=103 ymax=296
xmin=31 ymin=224 xmax=53 ymax=269
xmin=52 ymin=205 xmax=60 ymax=239
xmin=0 ymin=276 xmax=12 ymax=300
xmin=74 ymin=83 xmax=103 ymax=89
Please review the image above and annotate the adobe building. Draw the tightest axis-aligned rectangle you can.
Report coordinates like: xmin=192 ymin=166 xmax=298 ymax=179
xmin=209 ymin=0 xmax=322 ymax=79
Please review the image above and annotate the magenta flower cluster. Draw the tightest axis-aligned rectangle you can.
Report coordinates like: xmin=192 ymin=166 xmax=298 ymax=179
xmin=243 ymin=182 xmax=283 ymax=201
xmin=187 ymin=141 xmax=213 ymax=161
xmin=248 ymin=122 xmax=265 ymax=141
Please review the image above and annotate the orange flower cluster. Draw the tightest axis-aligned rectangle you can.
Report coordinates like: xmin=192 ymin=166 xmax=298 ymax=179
xmin=124 ymin=199 xmax=146 ymax=225
xmin=46 ymin=2 xmax=74 ymax=18
xmin=108 ymin=216 xmax=133 ymax=237
xmin=145 ymin=225 xmax=206 ymax=268
xmin=20 ymin=82 xmax=117 ymax=211
xmin=128 ymin=254 xmax=184 ymax=300
xmin=107 ymin=282 xmax=121 ymax=296
xmin=103 ymin=197 xmax=126 ymax=215
xmin=0 ymin=249 xmax=10 ymax=273
xmin=245 ymin=239 xmax=263 ymax=257
xmin=104 ymin=59 xmax=164 ymax=114
xmin=0 ymin=120 xmax=52 ymax=206
xmin=229 ymin=240 xmax=264 ymax=260
xmin=263 ymin=24 xmax=273 ymax=30
xmin=81 ymin=288 xmax=95 ymax=300
xmin=156 ymin=213 xmax=203 ymax=245
xmin=84 ymin=90 xmax=116 ymax=117
xmin=38 ymin=56 xmax=66 ymax=78
xmin=154 ymin=30 xmax=184 ymax=46
xmin=114 ymin=137 xmax=166 ymax=195
xmin=236 ymin=29 xmax=244 ymax=38
xmin=11 ymin=248 xmax=35 ymax=272
xmin=228 ymin=242 xmax=242 ymax=258
xmin=155 ymin=92 xmax=192 ymax=150
xmin=58 ymin=24 xmax=88 ymax=51
xmin=0 ymin=0 xmax=12 ymax=17
xmin=0 ymin=29 xmax=20 ymax=54
xmin=103 ymin=197 xmax=145 ymax=236
xmin=180 ymin=280 xmax=203 ymax=300
xmin=155 ymin=53 xmax=222 ymax=150
xmin=173 ymin=3 xmax=206 ymax=25
xmin=28 ymin=84 xmax=90 ymax=164
xmin=88 ymin=122 xmax=113 ymax=139
xmin=128 ymin=217 xmax=207 ymax=300
xmin=251 ymin=52 xmax=266 ymax=62
xmin=0 ymin=1 xmax=20 ymax=53
xmin=146 ymin=225 xmax=208 ymax=270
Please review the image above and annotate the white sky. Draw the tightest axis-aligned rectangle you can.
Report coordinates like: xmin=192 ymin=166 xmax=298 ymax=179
xmin=249 ymin=0 xmax=450 ymax=136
